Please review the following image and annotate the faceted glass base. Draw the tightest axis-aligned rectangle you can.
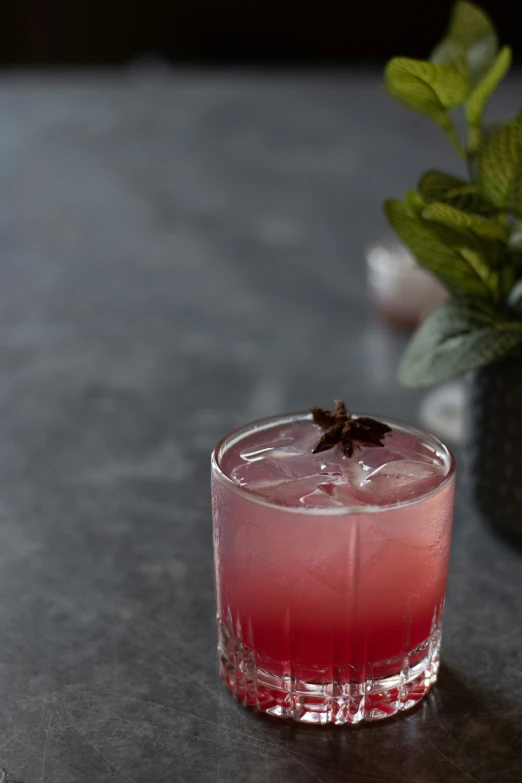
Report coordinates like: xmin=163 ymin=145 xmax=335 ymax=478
xmin=218 ymin=619 xmax=442 ymax=725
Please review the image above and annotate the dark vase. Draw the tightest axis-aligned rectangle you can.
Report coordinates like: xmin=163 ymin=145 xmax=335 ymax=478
xmin=463 ymin=355 xmax=522 ymax=547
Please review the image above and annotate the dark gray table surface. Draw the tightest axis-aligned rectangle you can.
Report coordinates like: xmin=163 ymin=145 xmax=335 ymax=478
xmin=0 ymin=69 xmax=521 ymax=783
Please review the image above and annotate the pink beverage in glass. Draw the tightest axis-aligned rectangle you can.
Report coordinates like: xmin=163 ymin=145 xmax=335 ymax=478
xmin=212 ymin=412 xmax=455 ymax=725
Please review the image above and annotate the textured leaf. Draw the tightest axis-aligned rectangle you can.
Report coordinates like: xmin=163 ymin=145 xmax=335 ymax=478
xmin=418 ymin=170 xmax=494 ymax=215
xmin=385 ymin=58 xmax=469 ymax=128
xmin=467 ymin=37 xmax=500 ymax=87
xmin=443 ymin=1 xmax=496 ymax=51
xmin=443 ymin=187 xmax=495 ymax=216
xmin=405 ymin=190 xmax=425 ymax=215
xmin=384 ymin=199 xmax=494 ymax=297
xmin=430 ymin=40 xmax=467 ymax=76
xmin=418 ymin=171 xmax=466 ymax=202
xmin=466 ymin=46 xmax=512 ymax=128
xmin=478 ymin=113 xmax=522 ymax=215
xmin=458 ymin=246 xmax=502 ymax=297
xmin=422 ymin=202 xmax=509 ymax=241
xmin=431 ymin=1 xmax=498 ymax=86
xmin=399 ymin=297 xmax=522 ymax=387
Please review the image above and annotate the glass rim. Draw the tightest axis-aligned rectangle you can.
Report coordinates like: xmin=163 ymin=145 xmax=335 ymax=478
xmin=211 ymin=411 xmax=456 ymax=516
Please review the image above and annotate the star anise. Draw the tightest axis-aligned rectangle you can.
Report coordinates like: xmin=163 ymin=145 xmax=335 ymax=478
xmin=310 ymin=400 xmax=391 ymax=457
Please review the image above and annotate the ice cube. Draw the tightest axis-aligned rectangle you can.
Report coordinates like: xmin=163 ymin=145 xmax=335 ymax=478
xmin=239 ymin=424 xmax=319 ymax=463
xmin=363 ymin=460 xmax=439 ymax=482
xmin=231 ymin=459 xmax=293 ymax=489
xmin=267 ymin=426 xmax=322 ymax=460
xmin=357 ymin=445 xmax=439 ymax=471
xmin=298 ymin=487 xmax=347 ymax=508
xmin=267 ymin=472 xmax=360 ymax=508
xmin=240 ymin=438 xmax=293 ymax=463
xmin=374 ymin=431 xmax=441 ymax=464
xmin=356 ymin=457 xmax=445 ymax=504
xmin=265 ymin=474 xmax=333 ymax=506
xmin=233 ymin=424 xmax=342 ymax=500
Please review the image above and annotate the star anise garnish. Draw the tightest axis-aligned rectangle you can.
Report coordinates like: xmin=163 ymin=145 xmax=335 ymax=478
xmin=310 ymin=400 xmax=391 ymax=458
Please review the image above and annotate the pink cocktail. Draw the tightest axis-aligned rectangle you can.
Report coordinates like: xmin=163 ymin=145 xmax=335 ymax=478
xmin=212 ymin=411 xmax=455 ymax=724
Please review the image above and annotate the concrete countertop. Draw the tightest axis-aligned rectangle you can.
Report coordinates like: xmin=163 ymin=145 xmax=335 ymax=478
xmin=0 ymin=69 xmax=520 ymax=782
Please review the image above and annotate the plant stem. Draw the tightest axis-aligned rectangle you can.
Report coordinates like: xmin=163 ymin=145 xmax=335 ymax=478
xmin=447 ymin=120 xmax=466 ymax=160
xmin=466 ymin=156 xmax=476 ymax=183
xmin=467 ymin=125 xmax=481 ymax=158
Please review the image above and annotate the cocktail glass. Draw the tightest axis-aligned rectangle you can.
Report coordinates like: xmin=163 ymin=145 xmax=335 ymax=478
xmin=211 ymin=412 xmax=455 ymax=724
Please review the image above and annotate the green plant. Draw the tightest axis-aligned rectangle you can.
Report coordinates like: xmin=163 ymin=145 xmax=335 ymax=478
xmin=384 ymin=0 xmax=522 ymax=387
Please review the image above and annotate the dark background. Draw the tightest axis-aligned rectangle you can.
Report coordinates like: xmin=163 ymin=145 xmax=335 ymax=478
xmin=2 ymin=0 xmax=522 ymax=66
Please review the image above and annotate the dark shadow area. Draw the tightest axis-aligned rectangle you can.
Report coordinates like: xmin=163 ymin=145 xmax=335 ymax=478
xmin=0 ymin=0 xmax=521 ymax=66
xmin=235 ymin=664 xmax=522 ymax=782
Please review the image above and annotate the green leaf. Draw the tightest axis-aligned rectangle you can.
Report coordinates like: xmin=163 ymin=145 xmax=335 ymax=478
xmin=405 ymin=190 xmax=425 ymax=215
xmin=431 ymin=40 xmax=467 ymax=77
xmin=442 ymin=186 xmax=496 ymax=216
xmin=422 ymin=202 xmax=509 ymax=241
xmin=418 ymin=171 xmax=466 ymax=202
xmin=478 ymin=113 xmax=522 ymax=215
xmin=466 ymin=46 xmax=512 ymax=129
xmin=384 ymin=199 xmax=494 ymax=297
xmin=385 ymin=58 xmax=469 ymax=129
xmin=431 ymin=1 xmax=498 ymax=86
xmin=458 ymin=246 xmax=503 ymax=297
xmin=441 ymin=1 xmax=496 ymax=52
xmin=399 ymin=297 xmax=522 ymax=387
xmin=418 ymin=170 xmax=494 ymax=215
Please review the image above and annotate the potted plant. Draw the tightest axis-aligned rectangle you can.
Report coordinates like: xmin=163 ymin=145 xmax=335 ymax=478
xmin=384 ymin=0 xmax=522 ymax=543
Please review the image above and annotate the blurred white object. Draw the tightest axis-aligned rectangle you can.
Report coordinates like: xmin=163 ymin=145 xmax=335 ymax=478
xmin=419 ymin=381 xmax=465 ymax=447
xmin=366 ymin=238 xmax=446 ymax=331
